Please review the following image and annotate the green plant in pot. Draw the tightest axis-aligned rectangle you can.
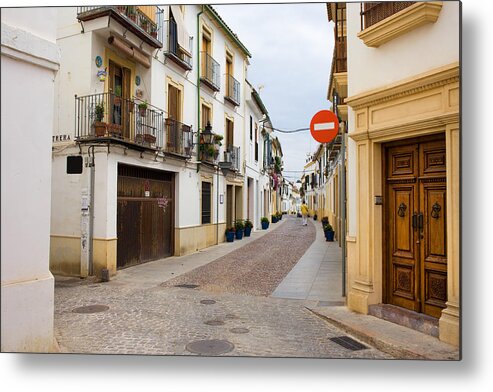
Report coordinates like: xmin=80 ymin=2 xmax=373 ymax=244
xmin=94 ymin=102 xmax=106 ymax=136
xmin=225 ymin=227 xmax=235 ymax=242
xmin=244 ymin=219 xmax=253 ymax=237
xmin=113 ymin=85 xmax=122 ymax=105
xmin=138 ymin=100 xmax=148 ymax=117
xmin=323 ymin=223 xmax=335 ymax=242
xmin=234 ymin=219 xmax=244 ymax=240
xmin=261 ymin=217 xmax=269 ymax=230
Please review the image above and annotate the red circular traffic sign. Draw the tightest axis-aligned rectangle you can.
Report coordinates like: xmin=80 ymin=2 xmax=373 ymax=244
xmin=310 ymin=110 xmax=339 ymax=143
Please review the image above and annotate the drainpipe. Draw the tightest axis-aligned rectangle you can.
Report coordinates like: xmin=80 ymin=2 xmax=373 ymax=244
xmin=196 ymin=6 xmax=204 ymax=172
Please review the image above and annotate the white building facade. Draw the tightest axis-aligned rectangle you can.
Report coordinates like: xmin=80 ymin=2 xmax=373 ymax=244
xmin=50 ymin=5 xmax=274 ymax=278
xmin=1 ymin=8 xmax=60 ymax=352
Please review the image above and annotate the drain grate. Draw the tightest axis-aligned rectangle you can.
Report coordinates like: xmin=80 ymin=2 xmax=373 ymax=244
xmin=204 ymin=320 xmax=224 ymax=326
xmin=72 ymin=305 xmax=109 ymax=314
xmin=174 ymin=284 xmax=199 ymax=289
xmin=186 ymin=339 xmax=234 ymax=355
xmin=317 ymin=300 xmax=345 ymax=307
xmin=330 ymin=336 xmax=368 ymax=351
xmin=200 ymin=299 xmax=216 ymax=305
xmin=229 ymin=327 xmax=249 ymax=334
xmin=225 ymin=314 xmax=238 ymax=319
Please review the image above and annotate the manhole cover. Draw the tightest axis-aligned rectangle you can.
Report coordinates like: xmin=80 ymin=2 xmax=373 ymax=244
xmin=229 ymin=327 xmax=249 ymax=334
xmin=186 ymin=339 xmax=234 ymax=355
xmin=330 ymin=336 xmax=368 ymax=351
xmin=204 ymin=320 xmax=224 ymax=326
xmin=175 ymin=284 xmax=199 ymax=289
xmin=200 ymin=299 xmax=216 ymax=305
xmin=225 ymin=314 xmax=238 ymax=319
xmin=72 ymin=305 xmax=109 ymax=314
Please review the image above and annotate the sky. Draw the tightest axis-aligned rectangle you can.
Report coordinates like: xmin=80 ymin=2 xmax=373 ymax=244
xmin=214 ymin=2 xmax=334 ymax=183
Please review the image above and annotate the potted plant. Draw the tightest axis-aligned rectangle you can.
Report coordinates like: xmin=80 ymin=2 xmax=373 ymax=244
xmin=113 ymin=85 xmax=122 ymax=106
xmin=323 ymin=223 xmax=335 ymax=242
xmin=261 ymin=217 xmax=269 ymax=230
xmin=244 ymin=219 xmax=253 ymax=237
xmin=277 ymin=211 xmax=282 ymax=220
xmin=225 ymin=227 xmax=235 ymax=242
xmin=313 ymin=213 xmax=318 ymax=221
xmin=234 ymin=219 xmax=244 ymax=240
xmin=138 ymin=100 xmax=148 ymax=117
xmin=150 ymin=24 xmax=158 ymax=39
xmin=126 ymin=6 xmax=137 ymax=22
xmin=271 ymin=214 xmax=278 ymax=223
xmin=94 ymin=102 xmax=106 ymax=136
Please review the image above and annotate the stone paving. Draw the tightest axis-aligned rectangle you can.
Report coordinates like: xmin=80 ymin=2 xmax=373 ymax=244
xmin=54 ymin=215 xmax=391 ymax=359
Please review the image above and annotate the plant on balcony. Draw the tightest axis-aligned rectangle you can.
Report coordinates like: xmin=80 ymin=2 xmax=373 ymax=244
xmin=126 ymin=6 xmax=137 ymax=22
xmin=150 ymin=24 xmax=158 ymax=39
xmin=94 ymin=102 xmax=107 ymax=137
xmin=113 ymin=85 xmax=122 ymax=106
xmin=138 ymin=100 xmax=148 ymax=117
xmin=274 ymin=156 xmax=282 ymax=174
xmin=244 ymin=219 xmax=253 ymax=237
xmin=234 ymin=219 xmax=244 ymax=240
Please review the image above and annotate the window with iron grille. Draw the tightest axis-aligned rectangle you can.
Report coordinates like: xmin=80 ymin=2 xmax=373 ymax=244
xmin=360 ymin=2 xmax=416 ymax=30
xmin=201 ymin=182 xmax=211 ymax=224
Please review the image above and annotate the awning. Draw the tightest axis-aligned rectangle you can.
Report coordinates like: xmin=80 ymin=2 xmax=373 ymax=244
xmin=170 ymin=5 xmax=192 ymax=57
xmin=108 ymin=36 xmax=151 ymax=68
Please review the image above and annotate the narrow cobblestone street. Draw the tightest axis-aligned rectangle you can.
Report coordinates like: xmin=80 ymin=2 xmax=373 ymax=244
xmin=54 ymin=216 xmax=390 ymax=358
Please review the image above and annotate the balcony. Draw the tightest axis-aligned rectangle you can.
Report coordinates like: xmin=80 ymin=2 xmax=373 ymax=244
xmin=77 ymin=5 xmax=162 ymax=48
xmin=75 ymin=92 xmax=191 ymax=158
xmin=164 ymin=118 xmax=193 ymax=157
xmin=163 ymin=18 xmax=193 ymax=71
xmin=219 ymin=145 xmax=241 ymax=172
xmin=358 ymin=2 xmax=442 ymax=47
xmin=200 ymin=52 xmax=220 ymax=92
xmin=224 ymin=74 xmax=240 ymax=106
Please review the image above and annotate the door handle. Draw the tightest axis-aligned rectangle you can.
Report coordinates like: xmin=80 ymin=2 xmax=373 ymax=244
xmin=412 ymin=212 xmax=418 ymax=230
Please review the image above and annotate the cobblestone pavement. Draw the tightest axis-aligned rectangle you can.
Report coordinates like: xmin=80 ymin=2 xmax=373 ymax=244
xmin=162 ymin=216 xmax=316 ymax=296
xmin=54 ymin=215 xmax=391 ymax=358
xmin=55 ymin=281 xmax=391 ymax=358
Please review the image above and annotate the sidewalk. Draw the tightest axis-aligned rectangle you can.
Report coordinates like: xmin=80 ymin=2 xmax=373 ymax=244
xmin=271 ymin=217 xmax=460 ymax=360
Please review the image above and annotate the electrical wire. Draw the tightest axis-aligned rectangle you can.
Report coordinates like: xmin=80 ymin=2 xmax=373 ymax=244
xmin=263 ymin=125 xmax=310 ymax=133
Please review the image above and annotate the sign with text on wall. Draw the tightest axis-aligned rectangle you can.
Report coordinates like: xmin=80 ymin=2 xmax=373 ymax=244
xmin=309 ymin=110 xmax=339 ymax=143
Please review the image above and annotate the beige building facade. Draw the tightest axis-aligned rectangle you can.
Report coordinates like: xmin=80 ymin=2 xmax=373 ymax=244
xmin=329 ymin=1 xmax=460 ymax=346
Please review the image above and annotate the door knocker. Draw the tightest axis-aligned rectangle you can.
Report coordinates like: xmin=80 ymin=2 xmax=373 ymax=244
xmin=431 ymin=202 xmax=441 ymax=219
xmin=397 ymin=202 xmax=407 ymax=217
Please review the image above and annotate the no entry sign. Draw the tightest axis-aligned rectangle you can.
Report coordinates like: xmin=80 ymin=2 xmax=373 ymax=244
xmin=310 ymin=110 xmax=339 ymax=143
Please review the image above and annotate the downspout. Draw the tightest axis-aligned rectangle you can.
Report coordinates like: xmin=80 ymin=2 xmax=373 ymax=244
xmin=196 ymin=5 xmax=204 ymax=172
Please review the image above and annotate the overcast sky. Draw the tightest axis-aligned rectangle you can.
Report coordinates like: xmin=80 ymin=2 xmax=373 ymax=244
xmin=214 ymin=2 xmax=334 ymax=183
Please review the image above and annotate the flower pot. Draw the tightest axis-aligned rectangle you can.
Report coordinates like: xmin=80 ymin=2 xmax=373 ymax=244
xmin=324 ymin=230 xmax=335 ymax=242
xmin=261 ymin=221 xmax=269 ymax=230
xmin=235 ymin=229 xmax=244 ymax=240
xmin=139 ymin=108 xmax=147 ymax=117
xmin=94 ymin=121 xmax=107 ymax=137
xmin=225 ymin=231 xmax=235 ymax=242
xmin=244 ymin=227 xmax=252 ymax=237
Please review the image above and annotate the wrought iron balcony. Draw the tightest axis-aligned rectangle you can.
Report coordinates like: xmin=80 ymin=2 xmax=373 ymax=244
xmin=75 ymin=92 xmax=166 ymax=151
xmin=220 ymin=145 xmax=241 ymax=172
xmin=76 ymin=5 xmax=162 ymax=48
xmin=163 ymin=19 xmax=193 ymax=70
xmin=360 ymin=2 xmax=416 ymax=30
xmin=164 ymin=118 xmax=193 ymax=157
xmin=200 ymin=52 xmax=220 ymax=92
xmin=225 ymin=74 xmax=240 ymax=106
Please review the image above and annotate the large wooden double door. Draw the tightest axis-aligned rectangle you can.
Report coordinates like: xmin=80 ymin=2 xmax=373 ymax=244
xmin=384 ymin=135 xmax=447 ymax=318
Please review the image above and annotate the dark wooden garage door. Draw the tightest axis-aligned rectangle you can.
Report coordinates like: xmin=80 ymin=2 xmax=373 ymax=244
xmin=117 ymin=165 xmax=174 ymax=269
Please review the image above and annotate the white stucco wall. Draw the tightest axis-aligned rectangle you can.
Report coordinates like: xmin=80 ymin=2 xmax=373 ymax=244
xmin=1 ymin=8 xmax=59 ymax=352
xmin=346 ymin=2 xmax=460 ymax=96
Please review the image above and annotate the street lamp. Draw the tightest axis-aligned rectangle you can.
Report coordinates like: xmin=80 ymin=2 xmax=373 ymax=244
xmin=202 ymin=121 xmax=215 ymax=144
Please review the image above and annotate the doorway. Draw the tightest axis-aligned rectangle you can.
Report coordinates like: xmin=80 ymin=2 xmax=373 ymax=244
xmin=108 ymin=60 xmax=131 ymax=139
xmin=383 ymin=134 xmax=447 ymax=318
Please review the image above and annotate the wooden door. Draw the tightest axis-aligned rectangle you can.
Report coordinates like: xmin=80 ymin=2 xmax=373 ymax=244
xmin=117 ymin=165 xmax=174 ymax=269
xmin=384 ymin=135 xmax=447 ymax=318
xmin=109 ymin=60 xmax=131 ymax=139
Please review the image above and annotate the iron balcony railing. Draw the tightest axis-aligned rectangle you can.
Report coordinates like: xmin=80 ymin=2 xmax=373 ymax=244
xmin=163 ymin=18 xmax=193 ymax=70
xmin=77 ymin=5 xmax=162 ymax=44
xmin=200 ymin=51 xmax=220 ymax=91
xmin=223 ymin=145 xmax=241 ymax=172
xmin=75 ymin=92 xmax=165 ymax=150
xmin=164 ymin=118 xmax=193 ymax=157
xmin=225 ymin=74 xmax=240 ymax=106
xmin=360 ymin=2 xmax=416 ymax=30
